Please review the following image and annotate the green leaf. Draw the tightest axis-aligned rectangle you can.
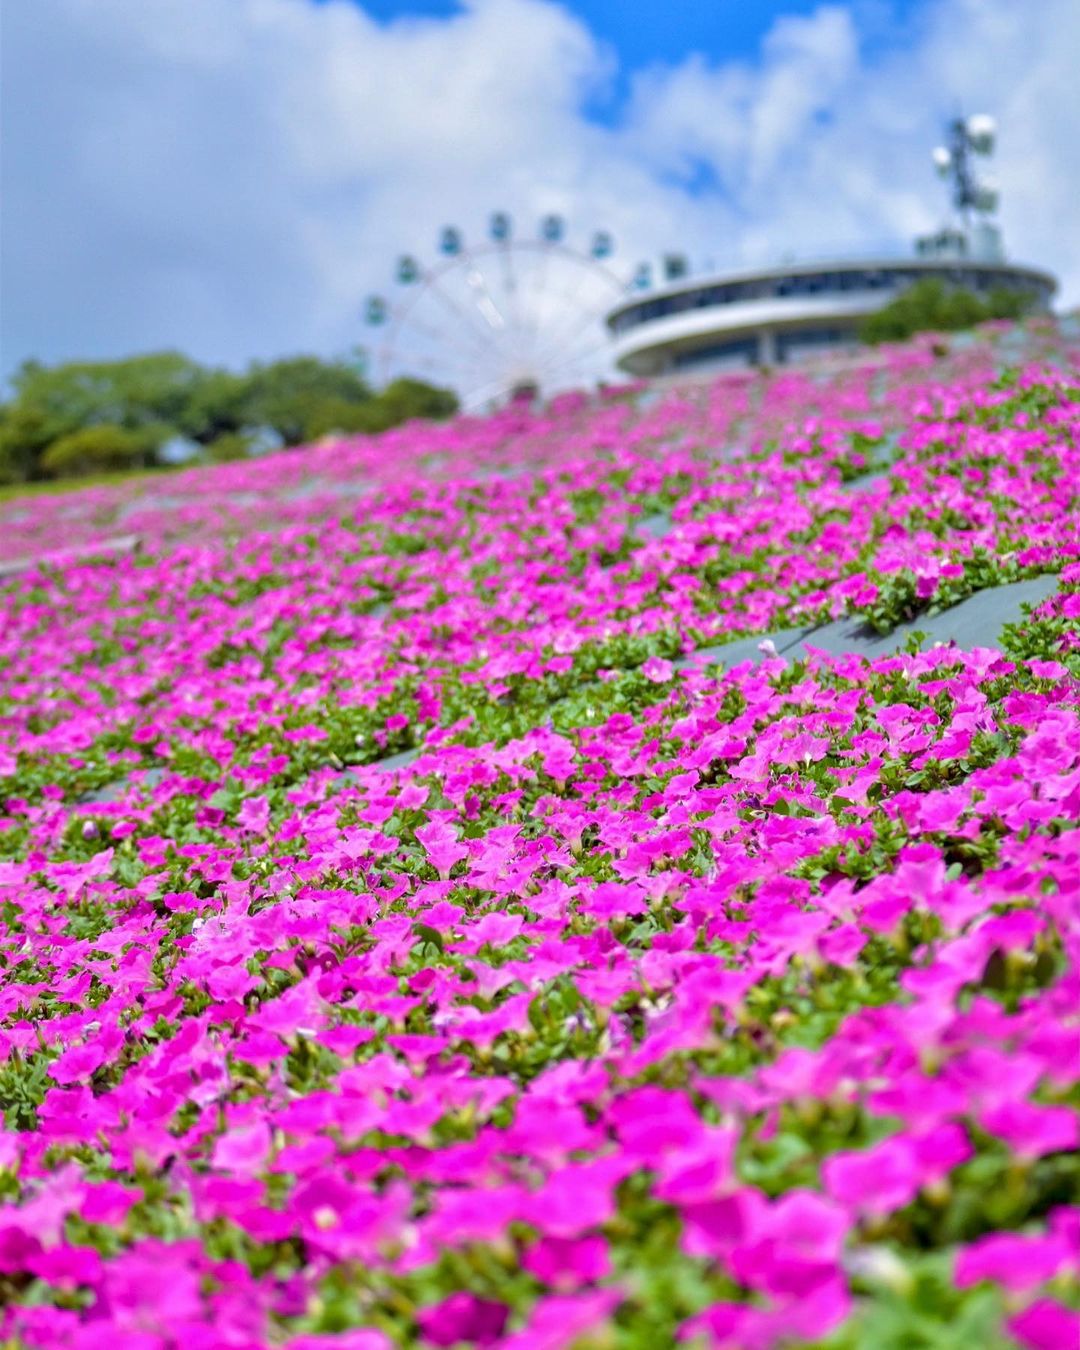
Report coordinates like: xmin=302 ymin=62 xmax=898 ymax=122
xmin=411 ymin=923 xmax=445 ymax=954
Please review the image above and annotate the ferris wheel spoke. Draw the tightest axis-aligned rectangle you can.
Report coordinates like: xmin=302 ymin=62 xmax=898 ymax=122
xmin=499 ymin=276 xmax=535 ymax=372
xmin=381 ymin=344 xmax=511 ymax=391
xmin=538 ymin=271 xmax=642 ymax=345
xmin=385 ymin=296 xmax=509 ymax=376
xmin=513 ymin=282 xmax=599 ymax=372
xmin=415 ymin=267 xmax=513 ymax=359
xmin=497 ymin=243 xmax=526 ymax=346
xmin=387 ymin=312 xmax=493 ymax=366
xmin=488 ymin=244 xmax=547 ymax=374
xmin=458 ymin=250 xmax=517 ymax=342
xmin=525 ymin=279 xmax=625 ymax=372
xmin=461 ymin=380 xmax=519 ymax=413
xmin=515 ymin=241 xmax=557 ymax=362
xmin=531 ymin=330 xmax=621 ymax=384
xmin=381 ymin=328 xmax=497 ymax=376
xmin=457 ymin=362 xmax=535 ymax=412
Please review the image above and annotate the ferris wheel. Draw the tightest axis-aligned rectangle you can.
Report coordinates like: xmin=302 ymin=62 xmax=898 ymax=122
xmin=364 ymin=212 xmax=650 ymax=410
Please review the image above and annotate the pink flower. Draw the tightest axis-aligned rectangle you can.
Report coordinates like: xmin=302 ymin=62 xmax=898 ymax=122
xmin=910 ymin=1123 xmax=972 ymax=1184
xmin=759 ymin=1190 xmax=850 ymax=1264
xmin=211 ymin=1122 xmax=272 ymax=1177
xmin=80 ymin=1182 xmax=140 ymax=1227
xmin=0 ymin=1225 xmax=44 ymax=1273
xmin=522 ymin=1235 xmax=611 ymax=1290
xmin=26 ymin=1243 xmax=103 ymax=1287
xmin=955 ymin=1230 xmax=1072 ymax=1293
xmin=286 ymin=1333 xmax=393 ymax=1350
xmin=679 ymin=1303 xmax=753 ymax=1348
xmin=578 ymin=879 xmax=649 ymax=921
xmin=653 ymin=1133 xmax=739 ymax=1204
xmin=980 ymin=1101 xmax=1079 ymax=1160
xmin=500 ymin=1290 xmax=622 ymax=1350
xmin=236 ymin=795 xmax=270 ymax=833
xmin=681 ymin=1189 xmax=768 ymax=1262
xmin=205 ymin=962 xmax=257 ymax=1001
xmin=49 ymin=1036 xmax=116 ymax=1086
xmin=608 ymin=1088 xmax=707 ymax=1157
xmin=520 ymin=1162 xmax=622 ymax=1237
xmin=641 ymin=656 xmax=674 ymax=683
xmin=416 ymin=1293 xmax=508 ymax=1346
xmin=1008 ymin=1300 xmax=1080 ymax=1350
xmin=823 ymin=1136 xmax=921 ymax=1217
xmin=100 ymin=1244 xmax=205 ymax=1332
xmin=415 ymin=820 xmax=468 ymax=880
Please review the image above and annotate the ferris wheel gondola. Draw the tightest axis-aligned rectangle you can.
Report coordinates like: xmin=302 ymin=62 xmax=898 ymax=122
xmin=364 ymin=213 xmax=645 ymax=410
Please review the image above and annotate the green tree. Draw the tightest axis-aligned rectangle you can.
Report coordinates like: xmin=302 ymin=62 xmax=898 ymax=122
xmin=12 ymin=351 xmax=204 ymax=438
xmin=378 ymin=376 xmax=459 ymax=424
xmin=985 ymin=287 xmax=1029 ymax=322
xmin=302 ymin=398 xmax=389 ymax=440
xmin=859 ymin=278 xmax=1035 ymax=345
xmin=303 ymin=379 xmax=459 ymax=440
xmin=39 ymin=424 xmax=156 ymax=477
xmin=0 ymin=403 xmax=54 ymax=484
xmin=177 ymin=368 xmax=251 ymax=445
xmin=3 ymin=352 xmax=205 ymax=478
xmin=241 ymin=356 xmax=374 ymax=446
xmin=204 ymin=431 xmax=254 ymax=463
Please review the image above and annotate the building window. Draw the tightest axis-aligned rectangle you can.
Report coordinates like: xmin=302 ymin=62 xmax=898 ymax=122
xmin=671 ymin=336 xmax=760 ymax=370
xmin=775 ymin=327 xmax=856 ymax=362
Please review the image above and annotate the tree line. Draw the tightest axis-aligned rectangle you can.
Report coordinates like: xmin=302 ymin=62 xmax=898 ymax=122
xmin=0 ymin=352 xmax=458 ymax=484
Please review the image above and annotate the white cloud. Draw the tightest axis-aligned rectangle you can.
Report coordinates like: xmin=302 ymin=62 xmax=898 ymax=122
xmin=2 ymin=0 xmax=1077 ymax=396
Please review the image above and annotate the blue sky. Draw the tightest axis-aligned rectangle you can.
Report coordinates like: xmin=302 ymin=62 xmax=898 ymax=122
xmin=3 ymin=0 xmax=1077 ymax=384
xmin=352 ymin=1 xmax=844 ymax=71
xmin=349 ymin=0 xmax=917 ymax=74
xmin=342 ymin=0 xmax=923 ymax=125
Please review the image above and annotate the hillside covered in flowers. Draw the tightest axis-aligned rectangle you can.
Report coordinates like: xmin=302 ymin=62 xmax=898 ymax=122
xmin=1 ymin=322 xmax=1078 ymax=1349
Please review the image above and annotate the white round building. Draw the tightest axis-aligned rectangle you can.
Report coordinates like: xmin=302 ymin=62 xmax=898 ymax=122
xmin=605 ymin=252 xmax=1057 ymax=378
xmin=605 ymin=115 xmax=1057 ymax=379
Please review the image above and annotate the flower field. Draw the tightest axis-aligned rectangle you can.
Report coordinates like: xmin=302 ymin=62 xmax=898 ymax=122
xmin=1 ymin=323 xmax=1079 ymax=1348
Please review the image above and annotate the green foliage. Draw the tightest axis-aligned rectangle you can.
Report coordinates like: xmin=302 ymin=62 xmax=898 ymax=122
xmin=176 ymin=368 xmax=251 ymax=445
xmin=242 ymin=363 xmax=460 ymax=444
xmin=39 ymin=423 xmax=158 ymax=477
xmin=302 ymin=397 xmax=388 ymax=439
xmin=240 ymin=355 xmax=374 ymax=446
xmin=12 ymin=351 xmax=204 ymax=438
xmin=983 ymin=286 xmax=1029 ymax=322
xmin=204 ymin=431 xmax=254 ymax=463
xmin=0 ymin=403 xmax=53 ymax=483
xmin=859 ymin=279 xmax=1035 ymax=346
xmin=379 ymin=377 xmax=460 ymax=425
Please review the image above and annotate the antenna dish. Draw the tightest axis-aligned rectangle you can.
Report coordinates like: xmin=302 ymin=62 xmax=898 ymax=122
xmin=965 ymin=113 xmax=996 ymax=153
xmin=932 ymin=146 xmax=952 ymax=175
xmin=973 ymin=179 xmax=999 ymax=212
